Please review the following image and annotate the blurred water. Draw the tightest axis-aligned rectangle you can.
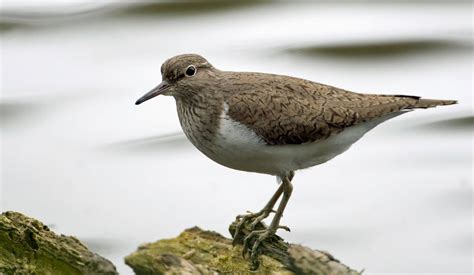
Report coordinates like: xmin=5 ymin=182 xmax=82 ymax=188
xmin=1 ymin=1 xmax=472 ymax=274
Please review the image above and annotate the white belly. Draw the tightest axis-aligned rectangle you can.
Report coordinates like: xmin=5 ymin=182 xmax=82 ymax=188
xmin=206 ymin=107 xmax=406 ymax=177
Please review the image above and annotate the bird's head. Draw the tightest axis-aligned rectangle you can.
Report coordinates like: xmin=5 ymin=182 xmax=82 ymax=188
xmin=135 ymin=54 xmax=216 ymax=105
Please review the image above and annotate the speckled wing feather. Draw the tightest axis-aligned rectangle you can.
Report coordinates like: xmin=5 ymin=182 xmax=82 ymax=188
xmin=225 ymin=73 xmax=456 ymax=145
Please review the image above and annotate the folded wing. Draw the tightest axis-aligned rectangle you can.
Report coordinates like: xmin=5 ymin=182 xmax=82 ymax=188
xmin=225 ymin=76 xmax=455 ymax=145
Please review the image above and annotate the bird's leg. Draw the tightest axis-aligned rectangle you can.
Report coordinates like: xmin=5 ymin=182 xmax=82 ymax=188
xmin=247 ymin=171 xmax=294 ymax=230
xmin=232 ymin=183 xmax=284 ymax=245
xmin=242 ymin=173 xmax=294 ymax=266
xmin=232 ymin=172 xmax=295 ymax=244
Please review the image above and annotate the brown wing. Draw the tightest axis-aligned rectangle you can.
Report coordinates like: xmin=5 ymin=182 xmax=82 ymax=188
xmin=225 ymin=73 xmax=427 ymax=145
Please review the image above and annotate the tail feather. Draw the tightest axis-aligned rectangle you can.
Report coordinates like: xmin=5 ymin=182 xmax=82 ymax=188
xmin=413 ymin=98 xmax=458 ymax=108
xmin=393 ymin=95 xmax=457 ymax=109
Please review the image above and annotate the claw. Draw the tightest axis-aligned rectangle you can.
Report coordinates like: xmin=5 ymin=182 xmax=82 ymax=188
xmin=278 ymin=225 xmax=291 ymax=232
xmin=232 ymin=218 xmax=247 ymax=246
xmin=232 ymin=210 xmax=263 ymax=246
xmin=241 ymin=228 xmax=277 ymax=267
xmin=242 ymin=229 xmax=266 ymax=258
xmin=250 ymin=230 xmax=273 ymax=263
xmin=249 ymin=214 xmax=268 ymax=231
xmin=240 ymin=224 xmax=289 ymax=265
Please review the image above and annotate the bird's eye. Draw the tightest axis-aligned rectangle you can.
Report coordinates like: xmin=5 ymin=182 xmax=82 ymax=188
xmin=185 ymin=65 xmax=197 ymax=77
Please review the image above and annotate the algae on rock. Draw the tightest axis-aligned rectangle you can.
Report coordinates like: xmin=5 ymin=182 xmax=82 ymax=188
xmin=0 ymin=211 xmax=118 ymax=275
xmin=125 ymin=226 xmax=290 ymax=274
xmin=125 ymin=224 xmax=361 ymax=275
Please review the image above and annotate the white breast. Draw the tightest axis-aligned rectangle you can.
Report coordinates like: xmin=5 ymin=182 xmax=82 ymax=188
xmin=207 ymin=103 xmax=406 ymax=177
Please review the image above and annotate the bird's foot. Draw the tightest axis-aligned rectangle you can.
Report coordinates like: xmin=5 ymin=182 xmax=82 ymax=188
xmin=242 ymin=225 xmax=290 ymax=270
xmin=248 ymin=209 xmax=275 ymax=229
xmin=232 ymin=209 xmax=274 ymax=246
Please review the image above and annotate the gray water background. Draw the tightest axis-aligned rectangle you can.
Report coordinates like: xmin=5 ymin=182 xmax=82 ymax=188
xmin=1 ymin=1 xmax=472 ymax=274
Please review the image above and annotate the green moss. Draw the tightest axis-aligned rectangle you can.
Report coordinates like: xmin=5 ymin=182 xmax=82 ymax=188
xmin=126 ymin=224 xmax=360 ymax=274
xmin=125 ymin=227 xmax=291 ymax=274
xmin=0 ymin=211 xmax=117 ymax=275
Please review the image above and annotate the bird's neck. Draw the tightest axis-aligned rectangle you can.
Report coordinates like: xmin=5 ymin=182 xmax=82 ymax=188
xmin=175 ymin=95 xmax=224 ymax=155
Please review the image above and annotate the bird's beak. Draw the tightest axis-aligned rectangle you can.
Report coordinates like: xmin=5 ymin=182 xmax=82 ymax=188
xmin=135 ymin=80 xmax=171 ymax=105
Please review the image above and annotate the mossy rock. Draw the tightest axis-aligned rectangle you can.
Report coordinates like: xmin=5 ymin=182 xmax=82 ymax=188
xmin=125 ymin=225 xmax=361 ymax=275
xmin=0 ymin=211 xmax=117 ymax=274
xmin=125 ymin=227 xmax=289 ymax=274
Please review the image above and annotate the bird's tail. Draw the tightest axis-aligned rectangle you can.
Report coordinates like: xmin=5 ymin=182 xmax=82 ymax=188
xmin=393 ymin=95 xmax=457 ymax=109
xmin=413 ymin=98 xmax=458 ymax=108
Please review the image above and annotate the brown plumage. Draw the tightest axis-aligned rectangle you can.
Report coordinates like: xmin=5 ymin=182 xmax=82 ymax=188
xmin=135 ymin=54 xmax=457 ymax=268
xmin=223 ymin=72 xmax=456 ymax=144
xmin=151 ymin=54 xmax=456 ymax=147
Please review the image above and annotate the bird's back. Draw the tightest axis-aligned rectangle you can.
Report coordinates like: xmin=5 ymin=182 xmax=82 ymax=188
xmin=220 ymin=71 xmax=456 ymax=145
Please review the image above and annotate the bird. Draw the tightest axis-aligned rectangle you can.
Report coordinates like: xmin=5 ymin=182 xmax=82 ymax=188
xmin=135 ymin=53 xmax=456 ymax=265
